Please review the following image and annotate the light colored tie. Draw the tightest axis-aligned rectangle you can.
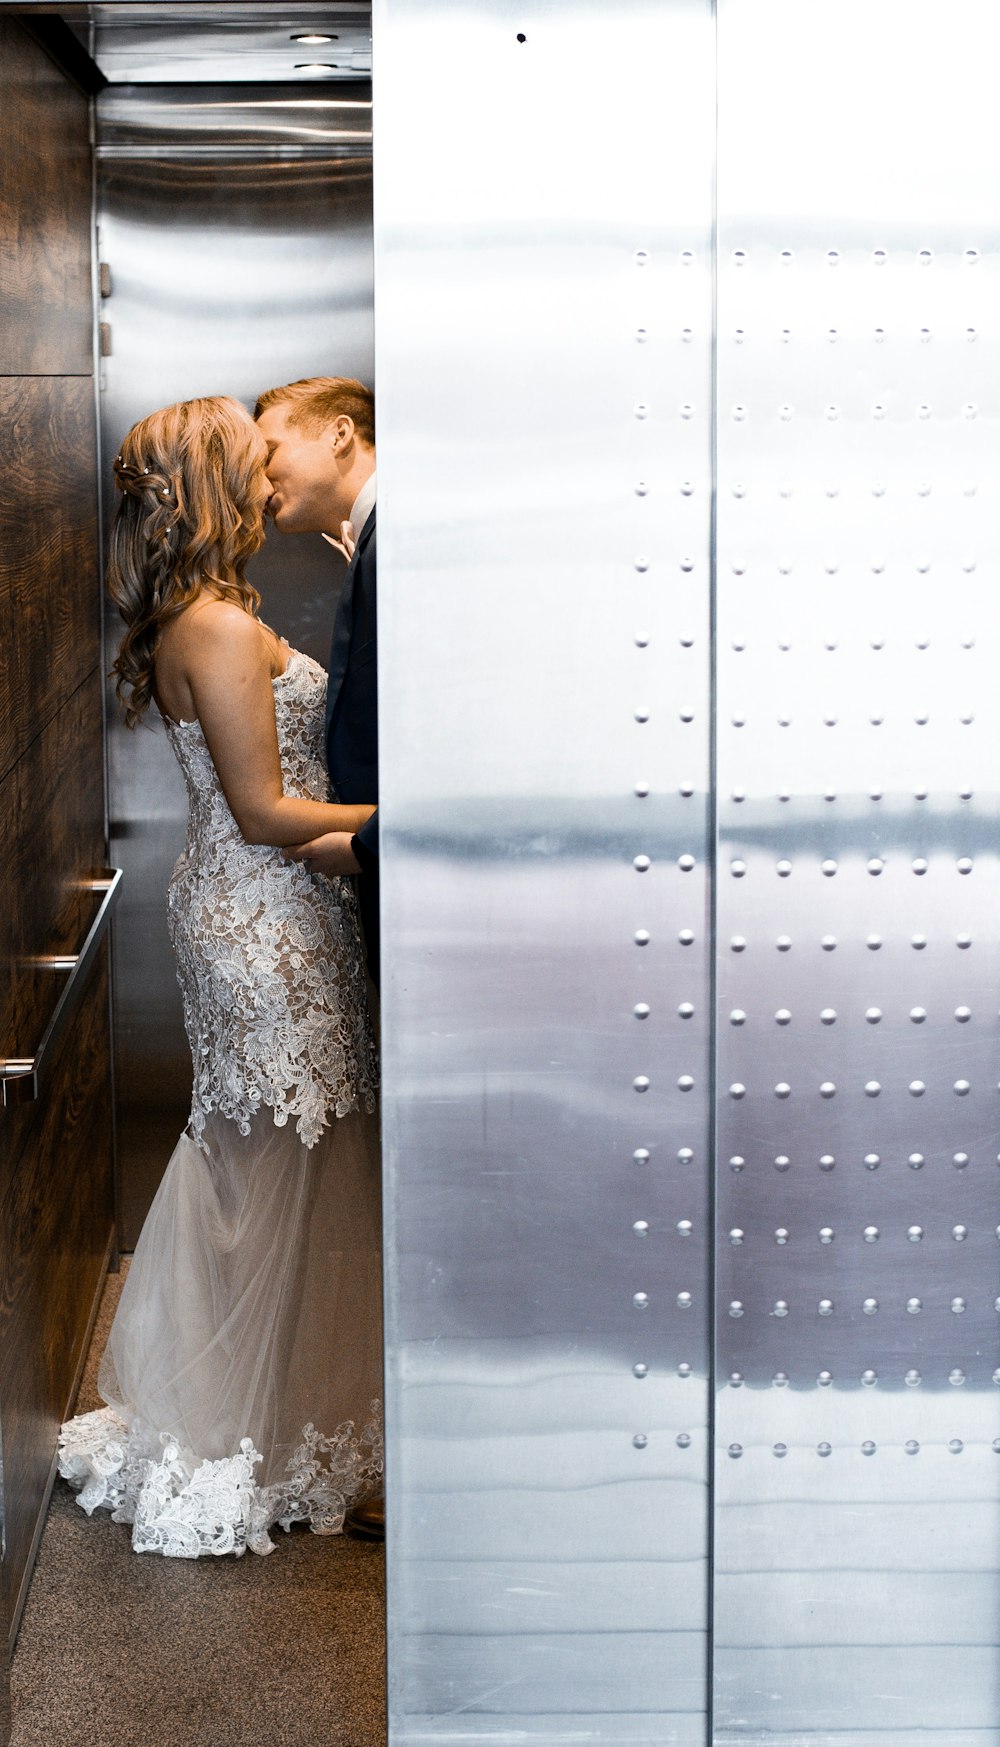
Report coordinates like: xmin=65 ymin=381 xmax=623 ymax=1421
xmin=321 ymin=519 xmax=356 ymax=562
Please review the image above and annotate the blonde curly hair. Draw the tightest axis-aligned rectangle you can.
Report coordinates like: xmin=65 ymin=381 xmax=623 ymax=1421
xmin=108 ymin=396 xmax=268 ymax=727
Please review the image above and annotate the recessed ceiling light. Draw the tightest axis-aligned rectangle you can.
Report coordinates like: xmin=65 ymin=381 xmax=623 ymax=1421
xmin=295 ymin=62 xmax=339 ymax=72
xmin=291 ymin=33 xmax=338 ymax=43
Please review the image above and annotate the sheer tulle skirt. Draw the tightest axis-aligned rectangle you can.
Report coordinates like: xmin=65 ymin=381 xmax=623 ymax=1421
xmin=58 ymin=1105 xmax=383 ymax=1558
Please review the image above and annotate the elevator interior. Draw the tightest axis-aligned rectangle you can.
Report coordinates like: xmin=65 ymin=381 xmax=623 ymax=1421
xmin=2 ymin=3 xmax=999 ymax=1745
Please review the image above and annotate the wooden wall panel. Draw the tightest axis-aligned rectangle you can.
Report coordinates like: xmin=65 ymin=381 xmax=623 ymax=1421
xmin=0 ymin=951 xmax=114 ymax=1632
xmin=0 ymin=20 xmax=93 ymax=377
xmin=0 ymin=671 xmax=106 ymax=1206
xmin=0 ymin=377 xmax=101 ymax=783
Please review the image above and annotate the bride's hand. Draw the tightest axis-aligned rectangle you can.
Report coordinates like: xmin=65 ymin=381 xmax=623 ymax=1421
xmin=283 ymin=831 xmax=361 ymax=876
xmin=320 ymin=520 xmax=356 ymax=563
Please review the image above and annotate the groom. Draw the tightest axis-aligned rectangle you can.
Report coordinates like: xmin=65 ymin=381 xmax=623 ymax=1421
xmin=255 ymin=377 xmax=380 ymax=985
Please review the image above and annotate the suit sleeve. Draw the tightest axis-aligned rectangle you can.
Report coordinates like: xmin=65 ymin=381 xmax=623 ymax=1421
xmin=352 ymin=808 xmax=378 ymax=871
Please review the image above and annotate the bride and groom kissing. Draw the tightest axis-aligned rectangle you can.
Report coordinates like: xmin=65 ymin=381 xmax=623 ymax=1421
xmin=58 ymin=377 xmax=387 ymax=1557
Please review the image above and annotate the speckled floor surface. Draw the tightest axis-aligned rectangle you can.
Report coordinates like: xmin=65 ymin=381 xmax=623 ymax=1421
xmin=10 ymin=1265 xmax=387 ymax=1747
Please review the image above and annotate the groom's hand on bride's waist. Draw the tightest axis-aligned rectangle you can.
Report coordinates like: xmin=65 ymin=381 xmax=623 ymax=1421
xmin=283 ymin=832 xmax=362 ymax=876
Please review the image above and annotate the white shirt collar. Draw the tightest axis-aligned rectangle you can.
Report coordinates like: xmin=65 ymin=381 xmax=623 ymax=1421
xmin=349 ymin=470 xmax=376 ymax=539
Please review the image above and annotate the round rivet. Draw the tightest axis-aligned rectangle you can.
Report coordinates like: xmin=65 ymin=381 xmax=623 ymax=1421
xmin=776 ymin=1009 xmax=792 ymax=1025
xmin=955 ymin=1006 xmax=971 ymax=1022
xmin=775 ymin=1082 xmax=791 ymax=1099
xmin=905 ymin=1440 xmax=919 ymax=1454
xmin=633 ymin=1147 xmax=649 ymax=1164
xmin=634 ymin=707 xmax=650 ymax=723
xmin=912 ymin=858 xmax=928 ymax=875
xmin=634 ymin=556 xmax=649 ymax=573
xmin=821 ymin=859 xmax=837 ymax=877
xmin=634 ymin=929 xmax=650 ymax=946
xmin=634 ymin=403 xmax=649 ymax=420
xmin=905 ymin=1369 xmax=921 ymax=1385
xmin=678 ymin=853 xmax=696 ymax=872
xmin=632 ymin=1433 xmax=648 ymax=1449
xmin=678 ymin=1362 xmax=692 ymax=1377
xmin=818 ymin=1371 xmax=833 ymax=1386
xmin=776 ymin=859 xmax=792 ymax=877
xmin=633 ymin=1292 xmax=649 ymax=1309
xmin=778 ymin=935 xmax=793 ymax=951
xmin=864 ymin=1008 xmax=881 ymax=1024
xmin=949 ymin=1439 xmax=964 ymax=1455
xmin=818 ymin=1227 xmax=834 ymax=1244
xmin=676 ymin=1291 xmax=692 ymax=1310
xmin=909 ymin=1080 xmax=926 ymax=1096
xmin=909 ymin=1153 xmax=924 ymax=1169
xmin=634 ymin=632 xmax=649 ymax=647
xmin=678 ymin=1074 xmax=694 ymax=1092
xmin=912 ymin=934 xmax=927 ymax=949
xmin=951 ymin=1297 xmax=967 ymax=1314
xmin=729 ymin=1372 xmax=743 ymax=1387
xmin=634 ymin=249 xmax=649 ymax=266
xmin=633 ymin=1002 xmax=650 ymax=1020
xmin=957 ymin=933 xmax=972 ymax=948
xmin=677 ymin=1147 xmax=693 ymax=1163
xmin=820 ymin=1082 xmax=836 ymax=1098
xmin=863 ymin=1298 xmax=879 ymax=1315
xmin=818 ymin=1299 xmax=834 ymax=1316
xmin=910 ymin=1007 xmax=926 ymax=1023
xmin=952 ymin=1224 xmax=968 ymax=1241
xmin=632 ymin=1220 xmax=649 ymax=1237
xmin=773 ymin=1443 xmax=788 ymax=1458
xmin=907 ymin=1226 xmax=923 ymax=1242
xmin=730 ymin=1009 xmax=746 ymax=1026
xmin=864 ymin=1081 xmax=881 ymax=1097
xmin=817 ymin=1442 xmax=832 ymax=1457
xmin=954 ymin=1080 xmax=971 ymax=1095
xmin=772 ymin=1300 xmax=789 ymax=1317
xmin=774 ymin=1154 xmax=790 ymax=1171
xmin=730 ymin=857 xmax=747 ymax=876
xmin=679 ymin=781 xmax=695 ymax=798
xmin=774 ymin=1227 xmax=789 ymax=1245
xmin=728 ymin=1444 xmax=743 ymax=1458
xmin=821 ymin=935 xmax=836 ymax=951
xmin=676 ymin=1433 xmax=691 ymax=1449
xmin=633 ymin=1075 xmax=650 ymax=1093
xmin=867 ymin=857 xmax=884 ymax=875
xmin=861 ymin=1441 xmax=876 ymax=1456
xmin=953 ymin=1152 xmax=968 ymax=1168
xmin=957 ymin=856 xmax=973 ymax=874
xmin=728 ymin=1302 xmax=744 ymax=1318
xmin=634 ymin=854 xmax=652 ymax=873
xmin=677 ymin=1220 xmax=693 ymax=1238
xmin=729 ymin=1228 xmax=744 ymax=1245
xmin=864 ymin=1226 xmax=879 ymax=1243
xmin=633 ymin=780 xmax=650 ymax=798
xmin=730 ymin=1155 xmax=745 ymax=1173
xmin=949 ymin=1369 xmax=966 ymax=1386
xmin=729 ymin=1083 xmax=746 ymax=1100
xmin=632 ymin=1363 xmax=648 ymax=1378
xmin=864 ymin=1154 xmax=880 ymax=1170
xmin=906 ymin=1298 xmax=922 ymax=1315
xmin=867 ymin=934 xmax=882 ymax=950
xmin=862 ymin=1370 xmax=877 ymax=1386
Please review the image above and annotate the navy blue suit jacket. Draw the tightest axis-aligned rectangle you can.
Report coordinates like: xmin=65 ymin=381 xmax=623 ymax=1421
xmin=325 ymin=511 xmax=379 ymax=982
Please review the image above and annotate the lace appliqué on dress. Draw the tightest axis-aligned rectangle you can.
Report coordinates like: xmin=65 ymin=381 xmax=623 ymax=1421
xmin=165 ymin=651 xmax=378 ymax=1149
xmin=58 ymin=1404 xmax=384 ymax=1558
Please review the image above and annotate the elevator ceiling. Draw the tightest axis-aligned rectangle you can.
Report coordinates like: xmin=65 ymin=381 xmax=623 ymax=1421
xmin=67 ymin=4 xmax=371 ymax=83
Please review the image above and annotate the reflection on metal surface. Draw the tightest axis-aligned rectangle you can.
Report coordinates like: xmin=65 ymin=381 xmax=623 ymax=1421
xmin=714 ymin=0 xmax=1000 ymax=1739
xmin=98 ymin=78 xmax=373 ymax=1242
xmin=97 ymin=83 xmax=371 ymax=157
xmin=375 ymin=0 xmax=713 ymax=1739
xmin=73 ymin=5 xmax=371 ymax=85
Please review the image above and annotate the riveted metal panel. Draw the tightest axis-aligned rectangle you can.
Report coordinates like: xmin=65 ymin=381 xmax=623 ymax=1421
xmin=714 ymin=2 xmax=1000 ymax=1739
xmin=373 ymin=1 xmax=714 ymax=1739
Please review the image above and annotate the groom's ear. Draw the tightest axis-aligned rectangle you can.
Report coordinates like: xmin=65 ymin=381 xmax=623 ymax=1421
xmin=327 ymin=414 xmax=356 ymax=455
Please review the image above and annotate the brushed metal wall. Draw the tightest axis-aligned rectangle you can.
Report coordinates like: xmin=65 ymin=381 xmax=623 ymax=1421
xmin=96 ymin=83 xmax=374 ymax=1242
xmin=374 ymin=1 xmax=714 ymax=1740
xmin=713 ymin=1 xmax=1000 ymax=1741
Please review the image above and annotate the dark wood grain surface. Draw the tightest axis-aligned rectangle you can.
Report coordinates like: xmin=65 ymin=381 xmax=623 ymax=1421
xmin=0 ymin=20 xmax=93 ymax=377
xmin=0 ymin=951 xmax=114 ymax=1638
xmin=0 ymin=377 xmax=101 ymax=784
xmin=0 ymin=671 xmax=106 ymax=1170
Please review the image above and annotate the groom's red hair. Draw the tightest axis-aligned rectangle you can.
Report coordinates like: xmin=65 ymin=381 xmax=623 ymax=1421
xmin=254 ymin=376 xmax=375 ymax=449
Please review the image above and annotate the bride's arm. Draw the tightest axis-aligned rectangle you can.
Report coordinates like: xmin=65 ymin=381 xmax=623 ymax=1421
xmin=182 ymin=603 xmax=374 ymax=847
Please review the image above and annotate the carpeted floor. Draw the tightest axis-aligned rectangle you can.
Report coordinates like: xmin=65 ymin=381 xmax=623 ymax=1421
xmin=9 ymin=1264 xmax=387 ymax=1747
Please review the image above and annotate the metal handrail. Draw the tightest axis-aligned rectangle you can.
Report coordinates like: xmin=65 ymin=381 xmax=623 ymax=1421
xmin=0 ymin=868 xmax=123 ymax=1108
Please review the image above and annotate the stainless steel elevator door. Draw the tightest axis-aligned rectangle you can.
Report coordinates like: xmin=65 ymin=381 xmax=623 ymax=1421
xmin=714 ymin=3 xmax=1000 ymax=1742
xmin=374 ymin=0 xmax=714 ymax=1740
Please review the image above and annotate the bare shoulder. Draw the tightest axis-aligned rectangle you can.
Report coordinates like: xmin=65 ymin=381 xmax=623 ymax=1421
xmin=161 ymin=597 xmax=267 ymax=664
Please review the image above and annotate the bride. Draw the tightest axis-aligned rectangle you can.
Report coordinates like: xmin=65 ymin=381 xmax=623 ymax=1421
xmin=58 ymin=395 xmax=383 ymax=1558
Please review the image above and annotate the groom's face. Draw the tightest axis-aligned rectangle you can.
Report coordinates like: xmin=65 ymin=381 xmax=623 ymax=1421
xmin=256 ymin=405 xmax=347 ymax=535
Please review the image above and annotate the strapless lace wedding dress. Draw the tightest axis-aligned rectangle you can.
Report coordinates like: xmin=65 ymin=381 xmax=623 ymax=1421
xmin=58 ymin=650 xmax=383 ymax=1557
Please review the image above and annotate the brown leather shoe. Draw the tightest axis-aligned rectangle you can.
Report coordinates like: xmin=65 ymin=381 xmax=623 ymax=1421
xmin=345 ymin=1498 xmax=385 ymax=1540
